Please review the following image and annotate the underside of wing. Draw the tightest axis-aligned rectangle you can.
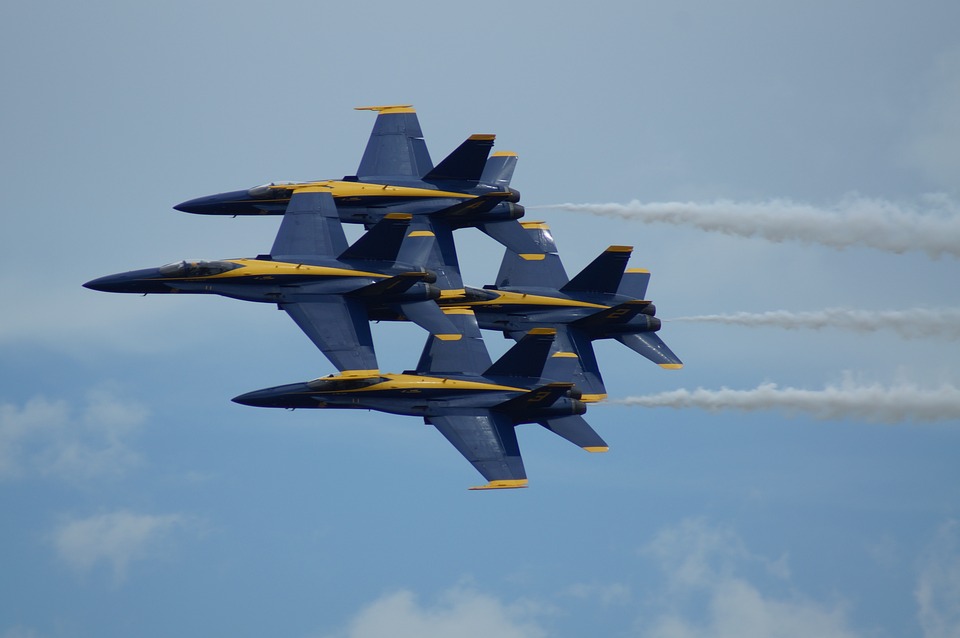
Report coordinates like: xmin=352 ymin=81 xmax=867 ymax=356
xmin=281 ymin=298 xmax=378 ymax=372
xmin=427 ymin=413 xmax=527 ymax=490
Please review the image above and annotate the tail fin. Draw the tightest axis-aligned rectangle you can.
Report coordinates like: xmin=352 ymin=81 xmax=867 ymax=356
xmin=560 ymin=246 xmax=632 ymax=295
xmin=479 ymin=151 xmax=518 ymax=188
xmin=270 ymin=190 xmax=348 ymax=261
xmin=550 ymin=328 xmax=607 ymax=402
xmin=483 ymin=328 xmax=556 ymax=379
xmin=618 ymin=268 xmax=651 ymax=299
xmin=494 ymin=221 xmax=569 ymax=290
xmin=338 ymin=213 xmax=410 ymax=263
xmin=415 ymin=309 xmax=492 ymax=376
xmin=354 ymin=105 xmax=433 ymax=180
xmin=539 ymin=415 xmax=608 ymax=452
xmin=400 ymin=217 xmax=464 ymax=291
xmin=422 ymin=134 xmax=495 ymax=183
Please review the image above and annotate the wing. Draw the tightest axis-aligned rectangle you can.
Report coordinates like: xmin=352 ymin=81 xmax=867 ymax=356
xmin=354 ymin=105 xmax=433 ymax=180
xmin=427 ymin=412 xmax=527 ymax=490
xmin=280 ymin=298 xmax=378 ymax=372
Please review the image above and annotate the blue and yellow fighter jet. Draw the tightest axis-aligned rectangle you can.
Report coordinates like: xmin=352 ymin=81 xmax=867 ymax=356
xmin=233 ymin=310 xmax=607 ymax=490
xmin=173 ymin=105 xmax=545 ymax=258
xmin=84 ymin=190 xmax=460 ymax=372
xmin=443 ymin=221 xmax=683 ymax=401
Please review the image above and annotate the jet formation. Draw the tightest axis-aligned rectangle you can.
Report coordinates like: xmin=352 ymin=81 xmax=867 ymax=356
xmin=85 ymin=105 xmax=682 ymax=489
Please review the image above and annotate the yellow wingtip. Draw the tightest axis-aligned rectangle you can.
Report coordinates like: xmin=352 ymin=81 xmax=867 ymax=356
xmin=355 ymin=104 xmax=414 ymax=113
xmin=583 ymin=446 xmax=609 ymax=453
xmin=659 ymin=363 xmax=684 ymax=370
xmin=469 ymin=479 xmax=528 ymax=491
xmin=519 ymin=253 xmax=547 ymax=261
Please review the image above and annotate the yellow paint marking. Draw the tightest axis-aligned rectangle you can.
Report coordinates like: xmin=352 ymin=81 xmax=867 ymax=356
xmin=528 ymin=328 xmax=557 ymax=336
xmin=551 ymin=352 xmax=578 ymax=358
xmin=659 ymin=363 xmax=684 ymax=370
xmin=519 ymin=221 xmax=548 ymax=229
xmin=519 ymin=253 xmax=546 ymax=261
xmin=491 ymin=151 xmax=518 ymax=157
xmin=407 ymin=230 xmax=435 ymax=237
xmin=455 ymin=289 xmax=607 ymax=309
xmin=384 ymin=213 xmax=413 ymax=220
xmin=338 ymin=369 xmax=382 ymax=377
xmin=439 ymin=289 xmax=467 ymax=299
xmin=606 ymin=245 xmax=633 ymax=253
xmin=583 ymin=446 xmax=609 ymax=453
xmin=221 ymin=260 xmax=386 ymax=280
xmin=441 ymin=307 xmax=474 ymax=315
xmin=434 ymin=334 xmax=462 ymax=341
xmin=355 ymin=104 xmax=415 ymax=113
xmin=468 ymin=134 xmax=496 ymax=141
xmin=626 ymin=268 xmax=650 ymax=274
xmin=281 ymin=180 xmax=476 ymax=201
xmin=469 ymin=479 xmax=528 ymax=490
xmin=580 ymin=393 xmax=608 ymax=403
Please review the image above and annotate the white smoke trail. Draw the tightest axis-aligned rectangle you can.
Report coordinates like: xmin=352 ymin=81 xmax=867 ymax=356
xmin=613 ymin=381 xmax=960 ymax=423
xmin=668 ymin=308 xmax=960 ymax=340
xmin=538 ymin=195 xmax=960 ymax=258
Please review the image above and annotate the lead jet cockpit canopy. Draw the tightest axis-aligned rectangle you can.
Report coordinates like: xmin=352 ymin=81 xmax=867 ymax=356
xmin=158 ymin=260 xmax=243 ymax=277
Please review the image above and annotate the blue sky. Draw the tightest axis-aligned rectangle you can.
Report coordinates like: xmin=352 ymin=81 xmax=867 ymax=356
xmin=2 ymin=1 xmax=959 ymax=636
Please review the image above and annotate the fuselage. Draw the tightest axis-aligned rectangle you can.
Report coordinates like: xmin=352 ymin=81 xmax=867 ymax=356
xmin=174 ymin=179 xmax=522 ymax=228
xmin=233 ymin=372 xmax=586 ymax=421
xmin=83 ymin=258 xmax=438 ymax=304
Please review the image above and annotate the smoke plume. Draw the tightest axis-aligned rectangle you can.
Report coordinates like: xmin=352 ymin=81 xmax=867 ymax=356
xmin=539 ymin=196 xmax=960 ymax=258
xmin=613 ymin=381 xmax=960 ymax=423
xmin=669 ymin=308 xmax=960 ymax=339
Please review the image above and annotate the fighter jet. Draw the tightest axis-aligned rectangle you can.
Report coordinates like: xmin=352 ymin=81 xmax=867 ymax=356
xmin=233 ymin=310 xmax=607 ymax=490
xmin=442 ymin=221 xmax=683 ymax=401
xmin=84 ymin=190 xmax=460 ymax=372
xmin=174 ymin=105 xmax=545 ymax=258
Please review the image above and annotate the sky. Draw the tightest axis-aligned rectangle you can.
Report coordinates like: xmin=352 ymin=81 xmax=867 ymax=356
xmin=2 ymin=1 xmax=959 ymax=636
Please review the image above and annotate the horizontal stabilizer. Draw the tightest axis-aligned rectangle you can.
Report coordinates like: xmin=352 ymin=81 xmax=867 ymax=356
xmin=494 ymin=382 xmax=575 ymax=413
xmin=618 ymin=269 xmax=651 ymax=299
xmin=422 ymin=134 xmax=495 ymax=183
xmin=416 ymin=309 xmax=491 ymax=376
xmin=477 ymin=220 xmax=547 ymax=260
xmin=561 ymin=246 xmax=632 ymax=295
xmin=338 ymin=213 xmax=410 ymax=263
xmin=616 ymin=333 xmax=683 ymax=369
xmin=427 ymin=413 xmax=527 ymax=488
xmin=399 ymin=300 xmax=460 ymax=340
xmin=484 ymin=328 xmax=556 ymax=379
xmin=355 ymin=105 xmax=433 ymax=180
xmin=281 ymin=298 xmax=378 ymax=371
xmin=270 ymin=190 xmax=348 ymax=260
xmin=539 ymin=415 xmax=607 ymax=451
xmin=494 ymin=221 xmax=567 ymax=289
xmin=479 ymin=151 xmax=518 ymax=188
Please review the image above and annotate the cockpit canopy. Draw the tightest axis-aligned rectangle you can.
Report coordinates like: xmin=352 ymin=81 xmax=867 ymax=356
xmin=307 ymin=376 xmax=390 ymax=392
xmin=158 ymin=260 xmax=242 ymax=277
xmin=247 ymin=181 xmax=299 ymax=198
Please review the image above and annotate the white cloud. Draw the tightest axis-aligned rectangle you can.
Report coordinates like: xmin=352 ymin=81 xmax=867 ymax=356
xmin=637 ymin=519 xmax=860 ymax=638
xmin=52 ymin=510 xmax=185 ymax=582
xmin=0 ymin=390 xmax=146 ymax=481
xmin=916 ymin=520 xmax=960 ymax=638
xmin=323 ymin=587 xmax=548 ymax=638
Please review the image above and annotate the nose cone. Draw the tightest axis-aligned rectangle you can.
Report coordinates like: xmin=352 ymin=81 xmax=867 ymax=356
xmin=232 ymin=382 xmax=319 ymax=408
xmin=83 ymin=268 xmax=169 ymax=293
xmin=174 ymin=189 xmax=287 ymax=215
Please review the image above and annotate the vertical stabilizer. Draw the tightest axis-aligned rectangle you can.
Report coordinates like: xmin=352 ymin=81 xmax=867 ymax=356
xmin=479 ymin=151 xmax=518 ymax=188
xmin=484 ymin=328 xmax=556 ymax=379
xmin=270 ymin=190 xmax=349 ymax=260
xmin=354 ymin=105 xmax=433 ymax=180
xmin=494 ymin=221 xmax=568 ymax=289
xmin=415 ymin=309 xmax=492 ymax=376
xmin=561 ymin=246 xmax=632 ymax=294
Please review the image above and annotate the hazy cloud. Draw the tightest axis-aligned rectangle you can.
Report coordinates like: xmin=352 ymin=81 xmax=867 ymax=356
xmin=614 ymin=379 xmax=960 ymax=423
xmin=323 ymin=587 xmax=547 ymax=638
xmin=638 ymin=519 xmax=860 ymax=638
xmin=52 ymin=510 xmax=185 ymax=582
xmin=669 ymin=308 xmax=960 ymax=340
xmin=906 ymin=47 xmax=960 ymax=191
xmin=916 ymin=520 xmax=960 ymax=638
xmin=0 ymin=390 xmax=146 ymax=481
xmin=540 ymin=195 xmax=960 ymax=258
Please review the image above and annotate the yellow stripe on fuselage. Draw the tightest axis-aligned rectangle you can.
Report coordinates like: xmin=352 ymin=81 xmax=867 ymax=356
xmin=208 ymin=259 xmax=389 ymax=280
xmin=310 ymin=372 xmax=526 ymax=394
xmin=272 ymin=181 xmax=477 ymax=201
xmin=450 ymin=289 xmax=608 ymax=310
